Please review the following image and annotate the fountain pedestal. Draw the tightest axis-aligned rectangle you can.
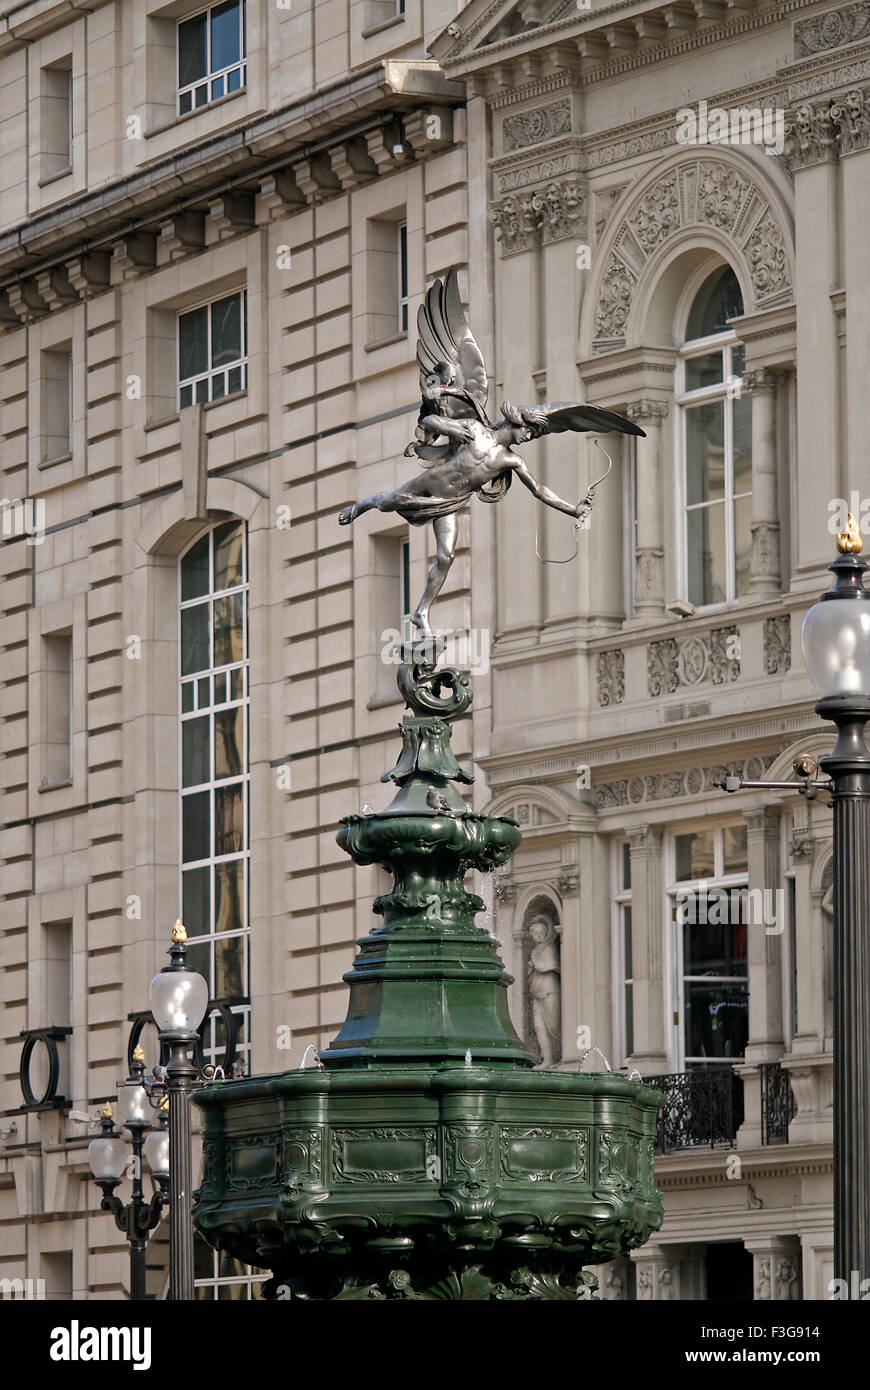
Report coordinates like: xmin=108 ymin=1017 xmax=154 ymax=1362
xmin=193 ymin=656 xmax=663 ymax=1299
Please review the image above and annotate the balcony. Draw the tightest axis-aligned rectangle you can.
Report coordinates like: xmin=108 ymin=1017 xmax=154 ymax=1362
xmin=645 ymin=1068 xmax=744 ymax=1154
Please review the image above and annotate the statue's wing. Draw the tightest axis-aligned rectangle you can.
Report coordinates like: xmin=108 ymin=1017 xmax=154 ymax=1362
xmin=416 ymin=268 xmax=489 ymax=410
xmin=530 ymin=402 xmax=646 ymax=437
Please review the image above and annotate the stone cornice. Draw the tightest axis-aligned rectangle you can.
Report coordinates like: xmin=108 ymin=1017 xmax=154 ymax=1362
xmin=0 ymin=60 xmax=463 ymax=288
xmin=0 ymin=0 xmax=115 ymax=53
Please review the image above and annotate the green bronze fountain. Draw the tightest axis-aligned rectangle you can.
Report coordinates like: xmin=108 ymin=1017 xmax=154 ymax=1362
xmin=192 ymin=271 xmax=663 ymax=1301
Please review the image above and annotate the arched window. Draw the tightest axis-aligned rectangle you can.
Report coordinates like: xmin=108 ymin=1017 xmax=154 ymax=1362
xmin=677 ymin=265 xmax=751 ymax=608
xmin=178 ymin=519 xmax=250 ymax=1069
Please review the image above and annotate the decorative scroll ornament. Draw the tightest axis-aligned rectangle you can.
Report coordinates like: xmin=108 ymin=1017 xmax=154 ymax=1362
xmin=795 ymin=4 xmax=870 ymax=59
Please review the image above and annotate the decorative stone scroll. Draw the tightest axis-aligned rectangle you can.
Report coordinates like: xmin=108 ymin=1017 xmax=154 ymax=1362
xmin=794 ymin=3 xmax=870 ymax=60
xmin=764 ymin=615 xmax=791 ymax=675
xmin=597 ymin=649 xmax=625 ymax=707
xmin=647 ymin=626 xmax=740 ymax=697
xmin=491 ymin=177 xmax=587 ymax=256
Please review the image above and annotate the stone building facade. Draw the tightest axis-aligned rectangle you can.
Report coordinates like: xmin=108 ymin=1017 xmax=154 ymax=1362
xmin=0 ymin=0 xmax=866 ymax=1299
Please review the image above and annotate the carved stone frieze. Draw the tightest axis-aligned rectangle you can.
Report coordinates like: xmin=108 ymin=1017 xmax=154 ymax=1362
xmin=597 ymin=649 xmax=625 ymax=707
xmin=593 ymin=158 xmax=792 ymax=348
xmin=491 ymin=176 xmax=586 ymax=255
xmin=710 ymin=625 xmax=741 ymax=685
xmin=764 ymin=614 xmax=791 ymax=675
xmin=795 ymin=3 xmax=870 ymax=59
xmin=596 ymin=755 xmax=778 ymax=810
xmin=648 ymin=638 xmax=679 ymax=697
xmin=502 ymin=98 xmax=572 ymax=153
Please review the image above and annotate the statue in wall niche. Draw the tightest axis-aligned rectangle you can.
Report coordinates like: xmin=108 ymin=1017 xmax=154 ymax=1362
xmin=339 ymin=268 xmax=645 ymax=637
xmin=527 ymin=914 xmax=562 ymax=1067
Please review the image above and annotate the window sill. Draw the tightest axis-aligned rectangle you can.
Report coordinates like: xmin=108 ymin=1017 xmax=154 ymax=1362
xmin=365 ymin=331 xmax=408 ymax=353
xmin=361 ymin=15 xmax=405 ymax=39
xmin=38 ymin=167 xmax=73 ymax=188
xmin=39 ymin=778 xmax=72 ymax=793
xmin=147 ymin=87 xmax=246 ymax=140
xmin=145 ymin=412 xmax=179 ymax=432
xmin=39 ymin=452 xmax=73 ymax=470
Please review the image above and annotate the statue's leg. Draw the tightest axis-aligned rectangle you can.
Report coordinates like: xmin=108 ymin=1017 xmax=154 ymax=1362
xmin=412 ymin=514 xmax=458 ymax=636
xmin=339 ymin=492 xmax=393 ymax=525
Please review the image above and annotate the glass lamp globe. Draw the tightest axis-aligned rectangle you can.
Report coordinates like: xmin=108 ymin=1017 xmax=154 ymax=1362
xmin=149 ymin=920 xmax=208 ymax=1033
xmin=802 ymin=600 xmax=870 ymax=697
xmin=116 ymin=1079 xmax=150 ymax=1129
xmin=88 ymin=1106 xmax=128 ymax=1182
xmin=143 ymin=1125 xmax=170 ymax=1181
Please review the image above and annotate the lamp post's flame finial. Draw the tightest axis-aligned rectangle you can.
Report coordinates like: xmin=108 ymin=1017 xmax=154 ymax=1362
xmin=132 ymin=1044 xmax=145 ymax=1063
xmin=100 ymin=1101 xmax=113 ymax=1120
xmin=171 ymin=918 xmax=187 ymax=944
xmin=837 ymin=512 xmax=863 ymax=554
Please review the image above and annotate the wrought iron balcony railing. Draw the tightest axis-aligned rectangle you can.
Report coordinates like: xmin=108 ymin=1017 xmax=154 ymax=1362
xmin=645 ymin=1068 xmax=743 ymax=1154
xmin=759 ymin=1060 xmax=796 ymax=1145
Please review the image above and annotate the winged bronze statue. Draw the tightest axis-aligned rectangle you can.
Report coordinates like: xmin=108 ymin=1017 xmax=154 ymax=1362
xmin=339 ymin=268 xmax=645 ymax=637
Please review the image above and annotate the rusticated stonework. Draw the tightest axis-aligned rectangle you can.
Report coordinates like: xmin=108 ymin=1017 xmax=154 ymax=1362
xmin=593 ymin=158 xmax=792 ymax=348
xmin=795 ymin=3 xmax=870 ymax=59
xmin=597 ymin=649 xmax=625 ymax=707
xmin=764 ymin=614 xmax=792 ymax=675
xmin=491 ymin=176 xmax=586 ymax=255
xmin=502 ymin=99 xmax=572 ymax=153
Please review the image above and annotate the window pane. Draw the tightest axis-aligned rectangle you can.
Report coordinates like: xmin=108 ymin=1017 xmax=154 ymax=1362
xmin=181 ymin=603 xmax=209 ymax=676
xmin=215 ymin=707 xmax=243 ymax=779
xmin=731 ymin=343 xmax=745 ymax=378
xmin=182 ymin=681 xmax=195 ymax=713
xmin=735 ymin=492 xmax=752 ymax=598
xmin=181 ymin=535 xmax=210 ymax=601
xmin=211 ymin=294 xmax=241 ymax=368
xmin=215 ymin=860 xmax=245 ymax=933
xmin=685 ymin=352 xmax=723 ymax=392
xmin=685 ymin=402 xmax=724 ymax=505
xmin=179 ymin=305 xmax=208 ymax=383
xmin=179 ymin=90 xmax=192 ymax=116
xmin=195 ymin=377 xmax=209 ymax=403
xmin=215 ymin=935 xmax=244 ymax=997
xmin=683 ymin=896 xmax=747 ymax=974
xmin=198 ymin=676 xmax=210 ymax=709
xmin=215 ymin=783 xmax=244 ymax=856
xmin=194 ymin=1233 xmax=215 ymax=1281
xmin=723 ymin=825 xmax=748 ymax=874
xmin=684 ymin=980 xmax=748 ymax=1061
xmin=214 ymin=520 xmax=244 ymax=591
xmin=733 ymin=393 xmax=752 ymax=495
xmin=214 ymin=592 xmax=243 ymax=666
xmin=624 ymin=983 xmax=634 ymax=1059
xmin=685 ymin=265 xmax=744 ymax=340
xmin=186 ymin=939 xmax=211 ymax=989
xmin=230 ymin=668 xmax=245 ymax=700
xmin=227 ymin=365 xmax=242 ymax=394
xmin=195 ymin=82 xmax=209 ymax=109
xmin=675 ymin=830 xmax=714 ymax=881
xmin=621 ymin=841 xmax=631 ymax=892
xmin=182 ymin=790 xmax=210 ymax=864
xmin=211 ymin=0 xmax=241 ymax=70
xmin=211 ymin=74 xmax=225 ymax=100
xmin=227 ymin=66 xmax=242 ymax=93
xmin=179 ymin=13 xmax=207 ymax=87
xmin=182 ymin=715 xmax=210 ymax=787
xmin=687 ymin=503 xmax=726 ymax=607
xmin=183 ymin=866 xmax=211 ymax=937
xmin=623 ymin=904 xmax=632 ymax=977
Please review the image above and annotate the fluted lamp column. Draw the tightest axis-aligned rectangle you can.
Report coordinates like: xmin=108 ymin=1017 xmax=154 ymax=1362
xmin=148 ymin=919 xmax=208 ymax=1301
xmin=801 ymin=514 xmax=870 ymax=1286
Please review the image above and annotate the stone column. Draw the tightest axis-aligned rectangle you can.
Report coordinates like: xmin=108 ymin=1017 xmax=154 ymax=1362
xmin=633 ymin=1244 xmax=699 ymax=1300
xmin=781 ymin=822 xmax=832 ymax=1144
xmin=785 ymin=100 xmax=842 ymax=577
xmin=831 ymin=88 xmax=870 ymax=499
xmin=741 ymin=372 xmax=781 ymax=595
xmin=626 ymin=400 xmax=668 ymax=615
xmin=745 ymin=1236 xmax=802 ymax=1300
xmin=627 ymin=824 xmax=668 ymax=1073
xmin=736 ymin=806 xmax=784 ymax=1147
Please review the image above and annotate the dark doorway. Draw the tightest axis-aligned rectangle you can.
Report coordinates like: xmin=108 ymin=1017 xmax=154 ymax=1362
xmin=705 ymin=1242 xmax=754 ymax=1300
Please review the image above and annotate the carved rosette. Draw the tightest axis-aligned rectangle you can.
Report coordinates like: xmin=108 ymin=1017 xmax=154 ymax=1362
xmin=795 ymin=3 xmax=870 ymax=59
xmin=597 ymin=648 xmax=625 ymax=706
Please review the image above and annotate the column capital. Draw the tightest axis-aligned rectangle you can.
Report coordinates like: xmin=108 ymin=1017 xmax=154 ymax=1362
xmin=743 ymin=805 xmax=782 ymax=835
xmin=785 ymin=99 xmax=837 ymax=171
xmin=830 ymin=85 xmax=870 ymax=156
xmin=741 ymin=367 xmax=780 ymax=395
xmin=626 ymin=398 xmax=668 ymax=423
xmin=628 ymin=824 xmax=663 ymax=855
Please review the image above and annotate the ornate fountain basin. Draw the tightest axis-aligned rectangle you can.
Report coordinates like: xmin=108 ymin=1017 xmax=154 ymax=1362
xmin=194 ymin=1064 xmax=663 ymax=1300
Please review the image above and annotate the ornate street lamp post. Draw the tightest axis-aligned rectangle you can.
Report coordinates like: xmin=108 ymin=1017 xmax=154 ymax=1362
xmin=801 ymin=517 xmax=870 ymax=1286
xmin=148 ymin=920 xmax=208 ymax=1301
xmin=87 ymin=1063 xmax=169 ymax=1300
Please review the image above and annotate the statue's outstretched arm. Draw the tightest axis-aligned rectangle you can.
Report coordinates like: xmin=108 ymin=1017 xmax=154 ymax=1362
xmin=511 ymin=458 xmax=581 ymax=518
xmin=420 ymin=413 xmax=475 ymax=443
